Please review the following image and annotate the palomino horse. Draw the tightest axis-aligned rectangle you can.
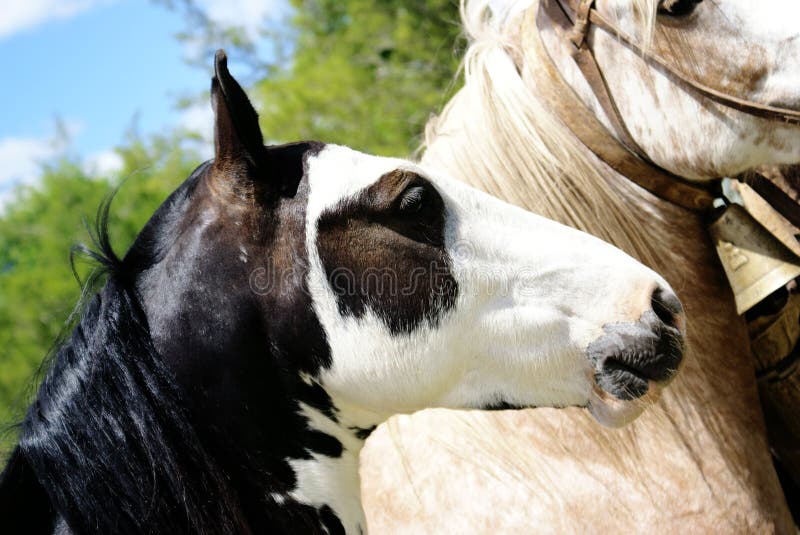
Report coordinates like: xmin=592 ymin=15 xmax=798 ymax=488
xmin=361 ymin=0 xmax=800 ymax=533
xmin=0 ymin=52 xmax=684 ymax=533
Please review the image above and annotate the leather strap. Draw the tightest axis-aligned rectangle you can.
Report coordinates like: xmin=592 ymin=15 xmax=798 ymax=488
xmin=559 ymin=0 xmax=800 ymax=126
xmin=563 ymin=0 xmax=647 ymax=158
xmin=527 ymin=0 xmax=717 ymax=212
xmin=571 ymin=24 xmax=651 ymax=165
xmin=741 ymin=172 xmax=800 ymax=231
xmin=533 ymin=0 xmax=800 ymax=218
xmin=568 ymin=0 xmax=593 ymax=47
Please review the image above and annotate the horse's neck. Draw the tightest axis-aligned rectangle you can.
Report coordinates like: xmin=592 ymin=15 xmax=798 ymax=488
xmin=208 ymin=374 xmax=376 ymax=534
xmin=406 ymin=11 xmax=795 ymax=529
xmin=419 ymin=40 xmax=763 ymax=469
xmin=152 ymin=344 xmax=368 ymax=531
xmin=202 ymin=381 xmax=370 ymax=534
xmin=270 ymin=396 xmax=369 ymax=535
xmin=143 ymin=268 xmax=372 ymax=533
xmin=422 ymin=87 xmax=713 ymax=273
xmin=426 ymin=82 xmax=771 ymax=493
xmin=420 ymin=92 xmax=699 ymax=266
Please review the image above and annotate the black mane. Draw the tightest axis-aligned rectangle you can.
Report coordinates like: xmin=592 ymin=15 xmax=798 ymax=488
xmin=1 ymin=164 xmax=249 ymax=534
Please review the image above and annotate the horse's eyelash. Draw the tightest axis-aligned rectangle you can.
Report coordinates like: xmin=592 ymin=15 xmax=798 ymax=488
xmin=399 ymin=187 xmax=425 ymax=212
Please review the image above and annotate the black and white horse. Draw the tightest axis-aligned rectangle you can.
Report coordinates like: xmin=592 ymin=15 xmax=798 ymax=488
xmin=0 ymin=51 xmax=684 ymax=534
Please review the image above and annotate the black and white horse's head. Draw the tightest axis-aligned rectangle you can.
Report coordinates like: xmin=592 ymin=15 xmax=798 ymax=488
xmin=5 ymin=51 xmax=685 ymax=534
xmin=304 ymin=144 xmax=686 ymax=424
xmin=171 ymin=52 xmax=684 ymax=425
xmin=144 ymin=50 xmax=686 ymax=428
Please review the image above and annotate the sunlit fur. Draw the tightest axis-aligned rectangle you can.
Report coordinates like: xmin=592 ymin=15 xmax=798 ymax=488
xmin=360 ymin=0 xmax=797 ymax=532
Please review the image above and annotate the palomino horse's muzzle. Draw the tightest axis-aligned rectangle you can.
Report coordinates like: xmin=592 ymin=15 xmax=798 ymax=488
xmin=586 ymin=285 xmax=685 ymax=426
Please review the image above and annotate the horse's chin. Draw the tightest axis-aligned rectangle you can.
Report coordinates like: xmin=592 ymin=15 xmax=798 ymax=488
xmin=587 ymin=381 xmax=662 ymax=428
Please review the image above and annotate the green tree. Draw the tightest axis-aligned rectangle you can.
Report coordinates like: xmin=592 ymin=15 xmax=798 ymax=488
xmin=255 ymin=0 xmax=463 ymax=155
xmin=0 ymin=134 xmax=203 ymax=444
xmin=163 ymin=0 xmax=464 ymax=155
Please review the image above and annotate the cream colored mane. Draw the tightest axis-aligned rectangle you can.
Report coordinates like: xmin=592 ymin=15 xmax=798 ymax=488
xmin=421 ymin=0 xmax=667 ymax=264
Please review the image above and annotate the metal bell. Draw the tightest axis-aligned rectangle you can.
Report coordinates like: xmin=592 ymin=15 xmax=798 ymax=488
xmin=708 ymin=203 xmax=800 ymax=314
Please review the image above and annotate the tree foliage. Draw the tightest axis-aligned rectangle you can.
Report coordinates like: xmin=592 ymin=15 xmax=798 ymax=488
xmin=255 ymin=0 xmax=463 ymax=155
xmin=0 ymin=1 xmax=463 ymax=449
xmin=164 ymin=0 xmax=464 ymax=155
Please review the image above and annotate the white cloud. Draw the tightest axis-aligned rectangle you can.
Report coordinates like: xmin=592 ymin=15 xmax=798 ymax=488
xmin=0 ymin=135 xmax=59 ymax=207
xmin=0 ymin=0 xmax=108 ymax=41
xmin=179 ymin=102 xmax=215 ymax=159
xmin=85 ymin=149 xmax=124 ymax=177
xmin=199 ymin=0 xmax=287 ymax=41
xmin=0 ymin=121 xmax=119 ymax=208
xmin=0 ymin=137 xmax=57 ymax=187
xmin=179 ymin=102 xmax=214 ymax=140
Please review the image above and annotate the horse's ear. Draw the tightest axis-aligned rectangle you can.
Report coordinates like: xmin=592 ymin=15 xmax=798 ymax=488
xmin=211 ymin=49 xmax=266 ymax=173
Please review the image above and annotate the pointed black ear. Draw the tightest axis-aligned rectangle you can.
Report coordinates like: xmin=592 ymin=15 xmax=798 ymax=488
xmin=211 ymin=49 xmax=265 ymax=170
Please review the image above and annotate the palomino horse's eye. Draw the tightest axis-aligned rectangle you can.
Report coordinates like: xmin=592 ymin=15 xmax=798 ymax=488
xmin=658 ymin=0 xmax=702 ymax=17
xmin=398 ymin=185 xmax=426 ymax=213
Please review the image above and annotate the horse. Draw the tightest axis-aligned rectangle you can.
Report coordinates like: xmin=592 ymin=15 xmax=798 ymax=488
xmin=0 ymin=51 xmax=685 ymax=534
xmin=360 ymin=0 xmax=800 ymax=532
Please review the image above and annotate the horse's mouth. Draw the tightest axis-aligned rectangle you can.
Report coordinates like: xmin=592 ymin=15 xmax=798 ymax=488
xmin=593 ymin=350 xmax=680 ymax=400
xmin=587 ymin=379 xmax=664 ymax=428
xmin=583 ymin=313 xmax=685 ymax=427
xmin=585 ymin=342 xmax=683 ymax=428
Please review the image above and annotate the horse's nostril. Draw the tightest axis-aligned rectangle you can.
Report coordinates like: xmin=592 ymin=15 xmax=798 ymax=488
xmin=589 ymin=289 xmax=686 ymax=401
xmin=650 ymin=286 xmax=683 ymax=329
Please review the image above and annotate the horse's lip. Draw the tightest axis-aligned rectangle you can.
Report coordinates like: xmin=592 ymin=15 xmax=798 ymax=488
xmin=587 ymin=380 xmax=664 ymax=428
xmin=587 ymin=343 xmax=682 ymax=427
xmin=588 ymin=319 xmax=685 ymax=402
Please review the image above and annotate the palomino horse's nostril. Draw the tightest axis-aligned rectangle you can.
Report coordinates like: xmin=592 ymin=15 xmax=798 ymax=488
xmin=650 ymin=286 xmax=683 ymax=329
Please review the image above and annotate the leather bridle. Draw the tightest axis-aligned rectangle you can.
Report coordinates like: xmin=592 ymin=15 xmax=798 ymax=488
xmin=533 ymin=0 xmax=800 ymax=226
xmin=560 ymin=0 xmax=800 ymax=126
xmin=531 ymin=0 xmax=800 ymax=440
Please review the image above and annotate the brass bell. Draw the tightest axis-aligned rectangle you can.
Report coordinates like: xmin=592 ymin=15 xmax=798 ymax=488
xmin=708 ymin=203 xmax=800 ymax=314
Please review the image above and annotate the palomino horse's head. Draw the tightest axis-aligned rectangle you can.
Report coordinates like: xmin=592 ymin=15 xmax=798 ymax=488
xmin=533 ymin=0 xmax=800 ymax=179
xmin=144 ymin=51 xmax=685 ymax=432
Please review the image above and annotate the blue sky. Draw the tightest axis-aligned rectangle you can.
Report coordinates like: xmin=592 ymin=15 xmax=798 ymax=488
xmin=0 ymin=0 xmax=285 ymax=203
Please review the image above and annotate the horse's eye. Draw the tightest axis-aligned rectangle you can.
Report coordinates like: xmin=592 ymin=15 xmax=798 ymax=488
xmin=658 ymin=0 xmax=702 ymax=17
xmin=398 ymin=185 xmax=425 ymax=213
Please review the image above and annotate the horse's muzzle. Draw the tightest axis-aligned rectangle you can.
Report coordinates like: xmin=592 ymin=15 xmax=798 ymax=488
xmin=586 ymin=286 xmax=686 ymax=427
